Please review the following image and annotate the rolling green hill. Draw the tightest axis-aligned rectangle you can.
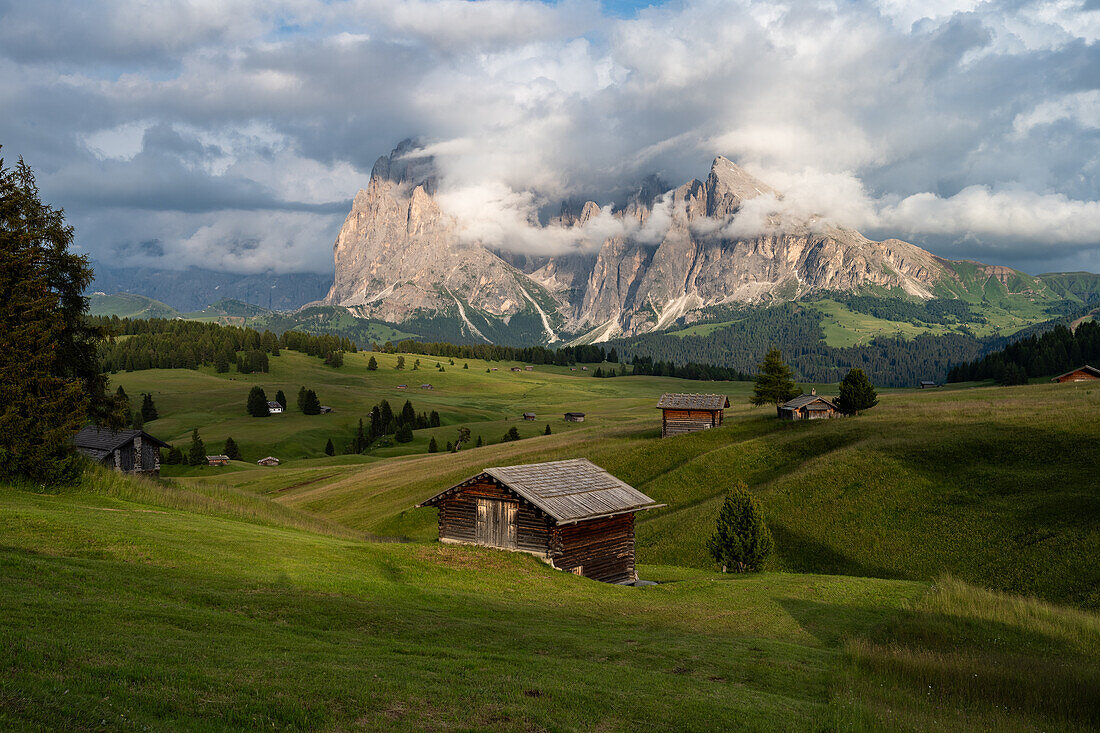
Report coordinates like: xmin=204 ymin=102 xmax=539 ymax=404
xmin=2 ymin=464 xmax=1097 ymax=730
xmin=88 ymin=292 xmax=180 ymax=319
xmin=106 ymin=348 xmax=1100 ymax=610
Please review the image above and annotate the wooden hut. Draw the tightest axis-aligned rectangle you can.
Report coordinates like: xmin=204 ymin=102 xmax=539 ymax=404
xmin=256 ymin=456 xmax=280 ymax=466
xmin=419 ymin=458 xmax=663 ymax=584
xmin=778 ymin=393 xmax=839 ymax=420
xmin=1051 ymin=365 xmax=1100 ymax=383
xmin=73 ymin=427 xmax=169 ymax=475
xmin=523 ymin=412 xmax=537 ymax=421
xmin=656 ymin=393 xmax=730 ymax=437
xmin=206 ymin=455 xmax=230 ymax=467
xmin=564 ymin=412 xmax=586 ymax=422
xmin=267 ymin=401 xmax=284 ymax=414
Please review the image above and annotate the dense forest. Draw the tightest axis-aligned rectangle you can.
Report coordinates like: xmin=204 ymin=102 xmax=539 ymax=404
xmin=948 ymin=321 xmax=1100 ymax=384
xmin=95 ymin=317 xmax=356 ymax=373
xmin=374 ymin=339 xmax=616 ymax=366
xmin=608 ymin=303 xmax=985 ymax=387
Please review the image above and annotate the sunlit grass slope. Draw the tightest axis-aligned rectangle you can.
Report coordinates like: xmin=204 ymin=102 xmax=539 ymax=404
xmin=2 ymin=470 xmax=1096 ymax=731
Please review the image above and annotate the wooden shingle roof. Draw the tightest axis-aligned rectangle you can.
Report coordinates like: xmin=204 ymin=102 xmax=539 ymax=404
xmin=656 ymin=393 xmax=730 ymax=410
xmin=73 ymin=426 xmax=169 ymax=455
xmin=421 ymin=458 xmax=663 ymax=524
xmin=1050 ymin=365 xmax=1100 ymax=381
xmin=781 ymin=394 xmax=837 ymax=410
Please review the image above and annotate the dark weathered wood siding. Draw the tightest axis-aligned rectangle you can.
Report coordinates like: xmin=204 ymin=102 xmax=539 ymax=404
xmin=550 ymin=514 xmax=636 ymax=584
xmin=1054 ymin=369 xmax=1100 ymax=383
xmin=437 ymin=479 xmax=551 ymax=554
xmin=661 ymin=408 xmax=722 ymax=437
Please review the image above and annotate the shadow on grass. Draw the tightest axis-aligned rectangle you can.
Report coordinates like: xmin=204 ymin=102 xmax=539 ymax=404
xmin=769 ymin=524 xmax=902 ymax=581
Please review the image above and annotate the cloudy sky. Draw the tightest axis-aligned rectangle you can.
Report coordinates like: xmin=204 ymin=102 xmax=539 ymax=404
xmin=2 ymin=0 xmax=1098 ymax=275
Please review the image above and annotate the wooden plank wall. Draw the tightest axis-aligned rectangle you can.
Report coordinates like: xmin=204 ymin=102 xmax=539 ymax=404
xmin=550 ymin=514 xmax=636 ymax=584
xmin=661 ymin=408 xmax=722 ymax=437
xmin=437 ymin=480 xmax=551 ymax=554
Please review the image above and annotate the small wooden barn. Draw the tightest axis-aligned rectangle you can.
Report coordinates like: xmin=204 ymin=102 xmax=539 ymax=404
xmin=1051 ymin=365 xmax=1100 ymax=383
xmin=267 ymin=401 xmax=284 ymax=414
xmin=919 ymin=380 xmax=938 ymax=389
xmin=656 ymin=393 xmax=730 ymax=437
xmin=564 ymin=412 xmax=585 ymax=422
xmin=419 ymin=458 xmax=662 ymax=584
xmin=523 ymin=412 xmax=537 ymax=421
xmin=206 ymin=455 xmax=230 ymax=467
xmin=257 ymin=456 xmax=280 ymax=466
xmin=779 ymin=393 xmax=839 ymax=420
xmin=73 ymin=427 xmax=169 ymax=475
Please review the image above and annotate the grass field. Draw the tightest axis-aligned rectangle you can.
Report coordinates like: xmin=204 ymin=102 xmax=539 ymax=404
xmin=141 ymin=349 xmax=1100 ymax=609
xmin=2 ymin=468 xmax=1097 ymax=731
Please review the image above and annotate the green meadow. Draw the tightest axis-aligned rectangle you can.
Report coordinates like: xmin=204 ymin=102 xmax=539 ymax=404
xmin=3 ymin=348 xmax=1099 ymax=729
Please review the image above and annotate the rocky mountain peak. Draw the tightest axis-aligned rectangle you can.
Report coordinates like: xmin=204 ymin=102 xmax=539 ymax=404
xmin=706 ymin=156 xmax=777 ymax=217
xmin=371 ymin=138 xmax=437 ymax=194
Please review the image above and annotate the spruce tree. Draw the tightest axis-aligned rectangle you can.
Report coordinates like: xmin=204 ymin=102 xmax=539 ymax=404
xmin=354 ymin=419 xmax=366 ymax=453
xmin=501 ymin=426 xmax=520 ymax=443
xmin=835 ymin=368 xmax=879 ymax=415
xmin=166 ymin=445 xmax=183 ymax=465
xmin=325 ymin=438 xmax=335 ymax=456
xmin=750 ymin=348 xmax=800 ymax=408
xmin=297 ymin=386 xmax=308 ymax=411
xmin=141 ymin=393 xmax=158 ymax=422
xmin=131 ymin=410 xmax=144 ymax=429
xmin=400 ymin=399 xmax=416 ymax=426
xmin=707 ymin=482 xmax=773 ymax=573
xmin=453 ymin=426 xmax=471 ymax=452
xmin=247 ymin=386 xmax=270 ymax=417
xmin=214 ymin=350 xmax=230 ymax=373
xmin=274 ymin=390 xmax=287 ymax=410
xmin=395 ymin=355 xmax=405 ymax=369
xmin=223 ymin=437 xmax=241 ymax=461
xmin=187 ymin=428 xmax=206 ymax=466
xmin=429 ymin=410 xmax=441 ymax=427
xmin=395 ymin=423 xmax=413 ymax=443
xmin=463 ymin=363 xmax=468 ymax=369
xmin=367 ymin=356 xmax=378 ymax=371
xmin=428 ymin=436 xmax=439 ymax=453
xmin=475 ymin=435 xmax=483 ymax=447
xmin=302 ymin=389 xmax=321 ymax=415
xmin=544 ymin=424 xmax=552 ymax=435
xmin=369 ymin=406 xmax=383 ymax=438
xmin=380 ymin=400 xmax=394 ymax=430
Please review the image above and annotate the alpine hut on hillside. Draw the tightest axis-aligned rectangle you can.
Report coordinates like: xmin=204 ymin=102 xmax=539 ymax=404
xmin=564 ymin=412 xmax=586 ymax=422
xmin=779 ymin=392 xmax=839 ymax=420
xmin=1051 ymin=365 xmax=1100 ymax=383
xmin=206 ymin=455 xmax=230 ymax=467
xmin=656 ymin=393 xmax=730 ymax=437
xmin=419 ymin=458 xmax=663 ymax=584
xmin=523 ymin=412 xmax=537 ymax=421
xmin=73 ymin=427 xmax=169 ymax=475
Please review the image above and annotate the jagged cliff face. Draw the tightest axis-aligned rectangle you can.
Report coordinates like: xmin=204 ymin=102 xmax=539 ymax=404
xmin=322 ymin=142 xmax=1031 ymax=343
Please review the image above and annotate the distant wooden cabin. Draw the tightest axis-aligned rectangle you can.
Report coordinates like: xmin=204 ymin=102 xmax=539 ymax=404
xmin=267 ymin=401 xmax=284 ymax=414
xmin=397 ymin=384 xmax=408 ymax=390
xmin=656 ymin=393 xmax=730 ymax=437
xmin=511 ymin=367 xmax=522 ymax=372
xmin=419 ymin=458 xmax=662 ymax=584
xmin=564 ymin=412 xmax=585 ymax=422
xmin=319 ymin=405 xmax=333 ymax=414
xmin=206 ymin=455 xmax=230 ymax=467
xmin=919 ymin=381 xmax=938 ymax=389
xmin=779 ymin=393 xmax=839 ymax=420
xmin=523 ymin=412 xmax=537 ymax=421
xmin=420 ymin=383 xmax=434 ymax=390
xmin=1051 ymin=365 xmax=1100 ymax=383
xmin=73 ymin=427 xmax=169 ymax=475
xmin=256 ymin=456 xmax=280 ymax=466
xmin=525 ymin=366 xmax=534 ymax=371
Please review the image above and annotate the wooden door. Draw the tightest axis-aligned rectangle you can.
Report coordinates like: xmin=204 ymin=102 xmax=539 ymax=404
xmin=476 ymin=498 xmax=517 ymax=549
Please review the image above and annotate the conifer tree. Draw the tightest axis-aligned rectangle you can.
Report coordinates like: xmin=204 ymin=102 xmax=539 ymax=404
xmin=367 ymin=356 xmax=378 ymax=371
xmin=544 ymin=424 xmax=552 ymax=435
xmin=297 ymin=386 xmax=307 ymax=411
xmin=395 ymin=355 xmax=405 ymax=369
xmin=274 ymin=390 xmax=287 ymax=410
xmin=369 ymin=406 xmax=383 ymax=438
xmin=187 ymin=428 xmax=206 ymax=466
xmin=453 ymin=426 xmax=471 ymax=452
xmin=301 ymin=389 xmax=321 ymax=415
xmin=395 ymin=423 xmax=413 ymax=443
xmin=214 ymin=350 xmax=230 ymax=373
xmin=141 ymin=393 xmax=158 ymax=422
xmin=131 ymin=410 xmax=144 ymax=430
xmin=166 ymin=445 xmax=183 ymax=465
xmin=835 ymin=368 xmax=879 ymax=415
xmin=707 ymin=482 xmax=773 ymax=573
xmin=475 ymin=435 xmax=483 ymax=447
xmin=223 ymin=437 xmax=241 ymax=461
xmin=354 ymin=419 xmax=366 ymax=453
xmin=400 ymin=400 xmax=416 ymax=426
xmin=247 ymin=386 xmax=270 ymax=417
xmin=463 ymin=363 xmax=468 ymax=369
xmin=750 ymin=348 xmax=800 ymax=408
xmin=428 ymin=436 xmax=438 ymax=453
xmin=380 ymin=400 xmax=394 ymax=430
xmin=429 ymin=410 xmax=441 ymax=427
xmin=501 ymin=426 xmax=521 ymax=443
xmin=324 ymin=438 xmax=335 ymax=456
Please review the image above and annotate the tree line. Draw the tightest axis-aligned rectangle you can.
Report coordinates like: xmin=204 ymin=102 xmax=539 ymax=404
xmin=94 ymin=317 xmax=356 ymax=373
xmin=947 ymin=321 xmax=1100 ymax=384
xmin=373 ymin=339 xmax=617 ymax=366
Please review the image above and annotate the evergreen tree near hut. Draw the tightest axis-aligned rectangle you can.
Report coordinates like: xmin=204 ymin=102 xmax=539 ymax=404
xmin=428 ymin=436 xmax=439 ymax=453
xmin=301 ymin=389 xmax=321 ymax=415
xmin=749 ymin=348 xmax=800 ymax=408
xmin=707 ymin=482 xmax=773 ymax=573
xmin=166 ymin=445 xmax=183 ymax=465
xmin=544 ymin=424 xmax=552 ymax=435
xmin=275 ymin=390 xmax=287 ymax=410
xmin=324 ymin=438 xmax=335 ymax=456
xmin=131 ymin=410 xmax=144 ymax=430
xmin=247 ymin=386 xmax=270 ymax=417
xmin=501 ymin=426 xmax=521 ymax=443
xmin=353 ymin=419 xmax=367 ymax=453
xmin=223 ymin=437 xmax=241 ymax=461
xmin=367 ymin=356 xmax=378 ymax=371
xmin=835 ymin=368 xmax=879 ymax=415
xmin=141 ymin=393 xmax=158 ymax=422
xmin=187 ymin=428 xmax=206 ymax=466
xmin=395 ymin=423 xmax=413 ymax=443
xmin=297 ymin=386 xmax=307 ymax=411
xmin=429 ymin=410 xmax=441 ymax=427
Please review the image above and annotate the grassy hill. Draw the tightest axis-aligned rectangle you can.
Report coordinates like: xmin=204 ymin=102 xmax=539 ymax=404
xmin=88 ymin=292 xmax=180 ymax=319
xmin=2 ymin=465 xmax=1097 ymax=730
xmin=108 ymin=349 xmax=1100 ymax=610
